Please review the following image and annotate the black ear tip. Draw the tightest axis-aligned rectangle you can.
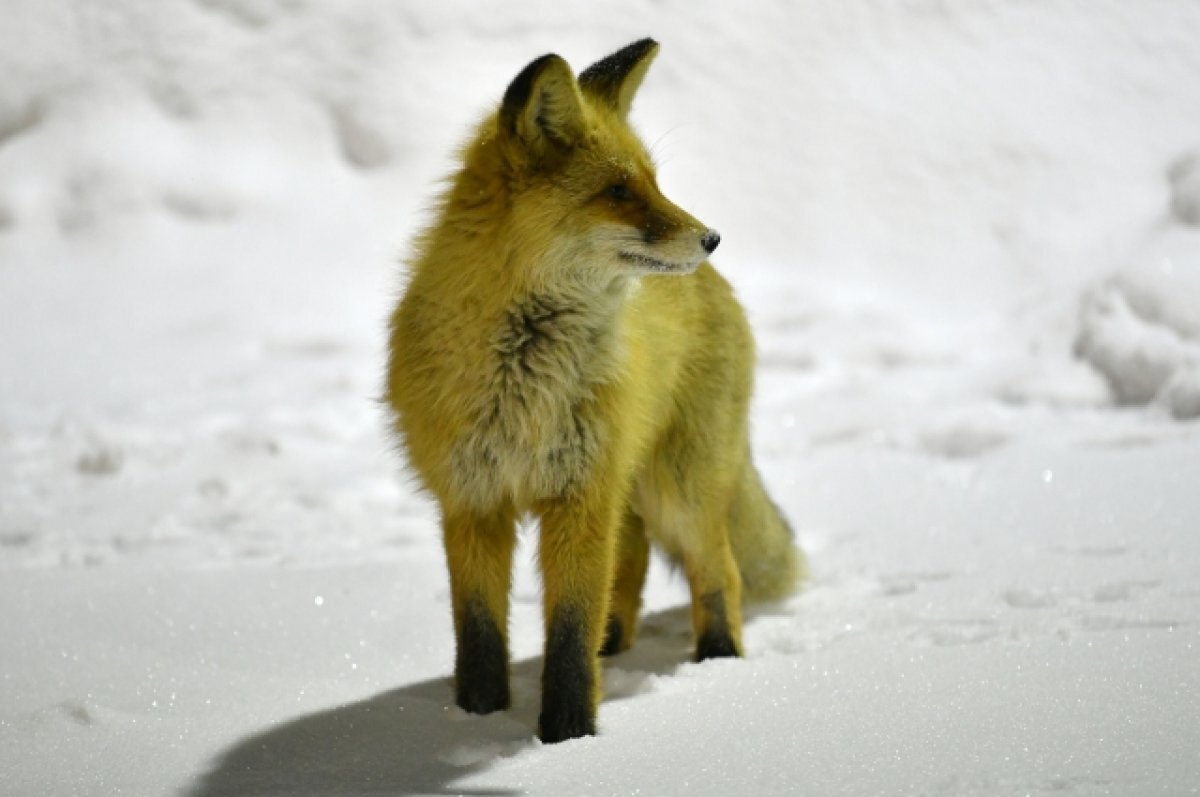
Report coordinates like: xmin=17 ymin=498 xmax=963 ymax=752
xmin=579 ymin=38 xmax=661 ymax=90
xmin=619 ymin=38 xmax=660 ymax=62
xmin=501 ymin=53 xmax=564 ymax=131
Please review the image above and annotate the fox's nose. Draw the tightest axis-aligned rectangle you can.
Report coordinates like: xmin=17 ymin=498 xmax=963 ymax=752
xmin=700 ymin=229 xmax=721 ymax=254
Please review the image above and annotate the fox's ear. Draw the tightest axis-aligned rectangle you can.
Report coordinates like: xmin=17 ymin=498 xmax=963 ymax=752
xmin=578 ymin=38 xmax=659 ymax=117
xmin=500 ymin=53 xmax=585 ymax=152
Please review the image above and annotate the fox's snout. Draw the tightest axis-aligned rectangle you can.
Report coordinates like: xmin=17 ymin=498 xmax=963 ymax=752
xmin=701 ymin=229 xmax=720 ymax=254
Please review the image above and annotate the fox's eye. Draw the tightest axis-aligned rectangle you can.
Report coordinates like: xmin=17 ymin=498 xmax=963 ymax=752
xmin=606 ymin=183 xmax=633 ymax=202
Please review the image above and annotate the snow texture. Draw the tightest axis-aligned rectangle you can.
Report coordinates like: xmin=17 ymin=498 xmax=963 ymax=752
xmin=2 ymin=2 xmax=1199 ymax=795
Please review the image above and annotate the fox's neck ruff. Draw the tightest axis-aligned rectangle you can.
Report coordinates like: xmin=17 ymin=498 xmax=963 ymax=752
xmin=495 ymin=272 xmax=631 ymax=383
xmin=443 ymin=271 xmax=633 ymax=509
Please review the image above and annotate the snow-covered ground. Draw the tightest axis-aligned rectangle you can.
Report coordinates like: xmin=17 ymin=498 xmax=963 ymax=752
xmin=2 ymin=2 xmax=1199 ymax=795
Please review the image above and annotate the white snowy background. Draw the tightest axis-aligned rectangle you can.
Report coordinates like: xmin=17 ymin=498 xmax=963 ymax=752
xmin=2 ymin=1 xmax=1199 ymax=795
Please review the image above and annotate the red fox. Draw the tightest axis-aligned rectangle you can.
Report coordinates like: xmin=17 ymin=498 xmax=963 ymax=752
xmin=385 ymin=38 xmax=802 ymax=743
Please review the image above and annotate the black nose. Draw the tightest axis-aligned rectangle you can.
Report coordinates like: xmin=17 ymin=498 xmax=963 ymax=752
xmin=700 ymin=229 xmax=721 ymax=254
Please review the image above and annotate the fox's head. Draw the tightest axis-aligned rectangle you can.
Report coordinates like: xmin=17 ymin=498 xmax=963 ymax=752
xmin=465 ymin=39 xmax=719 ymax=282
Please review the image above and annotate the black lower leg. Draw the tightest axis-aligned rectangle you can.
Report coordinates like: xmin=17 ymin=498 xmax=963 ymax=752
xmin=539 ymin=607 xmax=595 ymax=743
xmin=455 ymin=598 xmax=510 ymax=714
xmin=599 ymin=615 xmax=624 ymax=657
xmin=695 ymin=591 xmax=740 ymax=661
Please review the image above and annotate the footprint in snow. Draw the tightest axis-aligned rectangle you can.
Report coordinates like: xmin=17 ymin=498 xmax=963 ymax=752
xmin=1002 ymin=588 xmax=1060 ymax=610
xmin=1090 ymin=580 xmax=1161 ymax=604
xmin=1076 ymin=615 xmax=1182 ymax=633
xmin=908 ymin=618 xmax=1001 ymax=647
xmin=879 ymin=570 xmax=956 ymax=597
xmin=916 ymin=426 xmax=1010 ymax=460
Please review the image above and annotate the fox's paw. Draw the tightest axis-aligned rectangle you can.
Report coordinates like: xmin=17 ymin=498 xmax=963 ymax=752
xmin=695 ymin=629 xmax=741 ymax=662
xmin=455 ymin=678 xmax=510 ymax=715
xmin=538 ymin=699 xmax=596 ymax=744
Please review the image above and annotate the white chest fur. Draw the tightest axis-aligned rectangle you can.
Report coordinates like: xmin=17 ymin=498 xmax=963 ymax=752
xmin=448 ymin=281 xmax=629 ymax=509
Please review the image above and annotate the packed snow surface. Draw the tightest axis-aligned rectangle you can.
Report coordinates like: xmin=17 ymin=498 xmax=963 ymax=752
xmin=2 ymin=2 xmax=1199 ymax=795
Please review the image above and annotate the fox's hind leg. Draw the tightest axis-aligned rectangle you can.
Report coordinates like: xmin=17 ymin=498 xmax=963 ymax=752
xmin=601 ymin=509 xmax=650 ymax=656
xmin=442 ymin=507 xmax=517 ymax=715
xmin=682 ymin=523 xmax=744 ymax=660
xmin=643 ymin=447 xmax=746 ymax=660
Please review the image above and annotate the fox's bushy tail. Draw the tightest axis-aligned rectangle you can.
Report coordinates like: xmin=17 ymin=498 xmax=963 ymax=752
xmin=728 ymin=460 xmax=804 ymax=602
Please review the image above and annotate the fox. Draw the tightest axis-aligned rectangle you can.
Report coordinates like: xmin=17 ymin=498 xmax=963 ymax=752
xmin=385 ymin=38 xmax=802 ymax=744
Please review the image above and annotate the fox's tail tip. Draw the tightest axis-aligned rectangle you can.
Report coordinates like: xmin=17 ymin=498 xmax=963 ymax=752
xmin=741 ymin=539 xmax=806 ymax=604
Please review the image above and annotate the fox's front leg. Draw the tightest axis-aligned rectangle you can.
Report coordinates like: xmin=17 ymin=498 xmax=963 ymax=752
xmin=536 ymin=499 xmax=618 ymax=743
xmin=442 ymin=507 xmax=517 ymax=715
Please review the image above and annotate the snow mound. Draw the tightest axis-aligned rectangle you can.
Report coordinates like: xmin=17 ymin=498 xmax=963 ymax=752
xmin=1075 ymin=228 xmax=1200 ymax=419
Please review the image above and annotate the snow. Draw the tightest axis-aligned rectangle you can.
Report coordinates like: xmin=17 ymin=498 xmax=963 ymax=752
xmin=2 ymin=1 xmax=1199 ymax=795
xmin=1075 ymin=223 xmax=1200 ymax=419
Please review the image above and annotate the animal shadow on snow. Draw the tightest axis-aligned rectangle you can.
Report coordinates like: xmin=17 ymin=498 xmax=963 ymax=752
xmin=184 ymin=604 xmax=708 ymax=797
